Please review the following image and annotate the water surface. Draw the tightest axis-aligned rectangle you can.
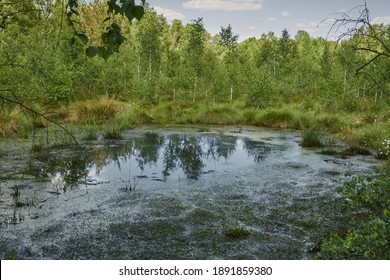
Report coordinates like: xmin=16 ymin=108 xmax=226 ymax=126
xmin=0 ymin=126 xmax=379 ymax=259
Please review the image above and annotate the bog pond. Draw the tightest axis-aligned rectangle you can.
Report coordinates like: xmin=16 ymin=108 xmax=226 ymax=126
xmin=0 ymin=126 xmax=381 ymax=259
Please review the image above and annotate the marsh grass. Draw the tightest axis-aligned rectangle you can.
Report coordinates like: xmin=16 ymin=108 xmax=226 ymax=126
xmin=346 ymin=124 xmax=390 ymax=149
xmin=301 ymin=128 xmax=323 ymax=148
xmin=0 ymin=107 xmax=21 ymax=137
xmin=224 ymin=224 xmax=250 ymax=239
xmin=82 ymin=125 xmax=100 ymax=141
xmin=103 ymin=125 xmax=124 ymax=140
xmin=68 ymin=97 xmax=124 ymax=124
xmin=255 ymin=107 xmax=300 ymax=129
xmin=194 ymin=103 xmax=242 ymax=125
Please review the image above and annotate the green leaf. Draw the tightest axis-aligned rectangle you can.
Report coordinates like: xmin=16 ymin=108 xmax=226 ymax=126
xmin=86 ymin=46 xmax=103 ymax=58
xmin=107 ymin=2 xmax=120 ymax=14
xmin=133 ymin=6 xmax=144 ymax=21
xmin=77 ymin=33 xmax=89 ymax=44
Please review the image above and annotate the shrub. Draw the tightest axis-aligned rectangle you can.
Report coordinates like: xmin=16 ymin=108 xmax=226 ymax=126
xmin=317 ymin=168 xmax=390 ymax=259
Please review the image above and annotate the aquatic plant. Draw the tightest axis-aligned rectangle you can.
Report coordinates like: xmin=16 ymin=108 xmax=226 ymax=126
xmin=103 ymin=125 xmax=124 ymax=140
xmin=4 ymin=250 xmax=19 ymax=260
xmin=301 ymin=128 xmax=323 ymax=148
xmin=224 ymin=224 xmax=250 ymax=239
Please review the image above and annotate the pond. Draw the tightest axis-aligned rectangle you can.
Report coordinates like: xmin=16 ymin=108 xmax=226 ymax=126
xmin=0 ymin=126 xmax=380 ymax=259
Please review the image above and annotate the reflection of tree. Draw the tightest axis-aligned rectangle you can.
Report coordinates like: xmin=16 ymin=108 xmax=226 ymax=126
xmin=242 ymin=138 xmax=271 ymax=162
xmin=162 ymin=135 xmax=204 ymax=180
xmin=31 ymin=133 xmax=269 ymax=186
xmin=178 ymin=136 xmax=204 ymax=180
xmin=203 ymin=135 xmax=237 ymax=160
xmin=133 ymin=133 xmax=164 ymax=171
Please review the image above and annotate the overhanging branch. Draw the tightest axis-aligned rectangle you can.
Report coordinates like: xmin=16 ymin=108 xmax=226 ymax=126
xmin=0 ymin=90 xmax=79 ymax=145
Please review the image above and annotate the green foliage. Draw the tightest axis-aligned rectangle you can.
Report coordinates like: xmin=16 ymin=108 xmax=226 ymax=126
xmin=317 ymin=168 xmax=390 ymax=259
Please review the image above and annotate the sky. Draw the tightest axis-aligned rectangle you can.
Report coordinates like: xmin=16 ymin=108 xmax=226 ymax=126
xmin=149 ymin=0 xmax=390 ymax=41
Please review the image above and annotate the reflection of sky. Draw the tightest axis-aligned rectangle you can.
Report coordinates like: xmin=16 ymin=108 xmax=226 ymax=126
xmin=87 ymin=137 xmax=261 ymax=183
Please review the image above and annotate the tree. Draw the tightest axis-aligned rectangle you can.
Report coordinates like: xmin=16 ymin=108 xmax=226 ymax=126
xmin=218 ymin=24 xmax=239 ymax=50
xmin=326 ymin=0 xmax=390 ymax=76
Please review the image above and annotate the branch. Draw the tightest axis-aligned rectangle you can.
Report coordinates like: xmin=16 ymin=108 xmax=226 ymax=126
xmin=0 ymin=90 xmax=79 ymax=145
xmin=354 ymin=53 xmax=381 ymax=76
xmin=355 ymin=47 xmax=390 ymax=57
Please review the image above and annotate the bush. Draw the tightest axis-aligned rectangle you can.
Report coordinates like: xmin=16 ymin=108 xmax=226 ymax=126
xmin=317 ymin=168 xmax=390 ymax=259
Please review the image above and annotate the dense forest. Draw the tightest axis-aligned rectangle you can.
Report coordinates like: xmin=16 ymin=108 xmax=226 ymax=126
xmin=0 ymin=0 xmax=389 ymax=260
xmin=0 ymin=0 xmax=389 ymax=148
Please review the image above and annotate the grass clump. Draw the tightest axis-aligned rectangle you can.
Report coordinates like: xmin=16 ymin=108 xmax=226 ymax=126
xmin=255 ymin=107 xmax=300 ymax=129
xmin=68 ymin=97 xmax=124 ymax=124
xmin=82 ymin=125 xmax=100 ymax=141
xmin=103 ymin=125 xmax=124 ymax=140
xmin=224 ymin=224 xmax=250 ymax=239
xmin=301 ymin=128 xmax=323 ymax=148
xmin=0 ymin=107 xmax=22 ymax=137
xmin=195 ymin=103 xmax=242 ymax=125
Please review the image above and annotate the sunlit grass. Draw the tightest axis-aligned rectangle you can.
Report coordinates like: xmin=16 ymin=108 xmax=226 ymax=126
xmin=67 ymin=97 xmax=124 ymax=124
xmin=0 ymin=107 xmax=22 ymax=137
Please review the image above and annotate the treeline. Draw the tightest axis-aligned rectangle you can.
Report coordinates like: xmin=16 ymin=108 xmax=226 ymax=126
xmin=1 ymin=0 xmax=389 ymax=111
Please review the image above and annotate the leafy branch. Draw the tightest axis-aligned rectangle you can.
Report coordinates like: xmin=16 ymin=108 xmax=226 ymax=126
xmin=66 ymin=0 xmax=146 ymax=60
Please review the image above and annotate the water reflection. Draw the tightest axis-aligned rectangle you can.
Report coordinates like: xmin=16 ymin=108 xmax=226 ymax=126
xmin=30 ymin=133 xmax=273 ymax=188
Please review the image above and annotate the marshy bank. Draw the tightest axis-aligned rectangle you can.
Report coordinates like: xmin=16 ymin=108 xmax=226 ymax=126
xmin=0 ymin=126 xmax=384 ymax=259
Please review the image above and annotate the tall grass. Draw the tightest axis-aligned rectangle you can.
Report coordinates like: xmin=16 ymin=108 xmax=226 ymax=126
xmin=67 ymin=97 xmax=124 ymax=124
xmin=194 ymin=103 xmax=242 ymax=125
xmin=255 ymin=107 xmax=301 ymax=129
xmin=0 ymin=107 xmax=21 ymax=137
xmin=301 ymin=128 xmax=323 ymax=148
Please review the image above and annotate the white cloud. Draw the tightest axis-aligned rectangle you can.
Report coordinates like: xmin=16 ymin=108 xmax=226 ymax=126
xmin=182 ymin=0 xmax=262 ymax=11
xmin=154 ymin=6 xmax=186 ymax=20
xmin=268 ymin=17 xmax=276 ymax=21
xmin=247 ymin=25 xmax=257 ymax=30
xmin=372 ymin=16 xmax=390 ymax=25
xmin=281 ymin=11 xmax=289 ymax=16
xmin=296 ymin=21 xmax=319 ymax=33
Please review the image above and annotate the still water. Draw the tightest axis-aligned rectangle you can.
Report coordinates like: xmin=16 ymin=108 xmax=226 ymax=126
xmin=0 ymin=127 xmax=379 ymax=259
